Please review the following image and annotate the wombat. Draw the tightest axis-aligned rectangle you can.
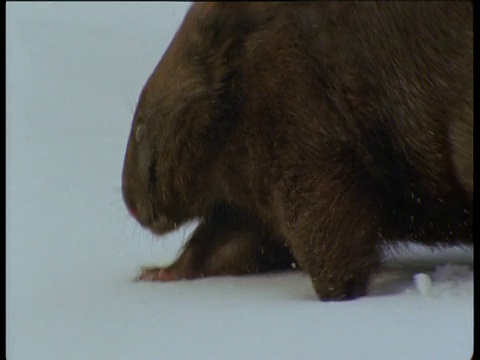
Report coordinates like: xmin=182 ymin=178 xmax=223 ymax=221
xmin=121 ymin=2 xmax=473 ymax=301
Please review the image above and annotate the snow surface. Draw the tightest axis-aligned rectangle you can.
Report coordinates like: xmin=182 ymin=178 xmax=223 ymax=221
xmin=6 ymin=3 xmax=473 ymax=360
xmin=413 ymin=273 xmax=432 ymax=296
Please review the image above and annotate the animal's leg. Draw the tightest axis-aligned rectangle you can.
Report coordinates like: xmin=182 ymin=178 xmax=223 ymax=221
xmin=278 ymin=169 xmax=383 ymax=301
xmin=137 ymin=205 xmax=294 ymax=281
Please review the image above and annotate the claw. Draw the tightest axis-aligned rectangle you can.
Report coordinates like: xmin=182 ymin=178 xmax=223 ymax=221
xmin=136 ymin=267 xmax=180 ymax=282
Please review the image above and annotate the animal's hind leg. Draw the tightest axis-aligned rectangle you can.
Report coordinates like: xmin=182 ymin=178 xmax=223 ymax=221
xmin=137 ymin=205 xmax=295 ymax=281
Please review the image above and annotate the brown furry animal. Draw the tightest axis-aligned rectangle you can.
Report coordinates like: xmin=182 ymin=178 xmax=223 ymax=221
xmin=121 ymin=2 xmax=473 ymax=301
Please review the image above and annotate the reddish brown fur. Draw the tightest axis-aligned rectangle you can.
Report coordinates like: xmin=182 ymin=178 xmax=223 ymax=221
xmin=122 ymin=2 xmax=473 ymax=301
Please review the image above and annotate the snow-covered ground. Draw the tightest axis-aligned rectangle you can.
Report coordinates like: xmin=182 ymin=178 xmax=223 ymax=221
xmin=6 ymin=3 xmax=473 ymax=360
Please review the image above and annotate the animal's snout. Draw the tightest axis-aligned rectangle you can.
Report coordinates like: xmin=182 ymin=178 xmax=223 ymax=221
xmin=124 ymin=197 xmax=151 ymax=227
xmin=123 ymin=193 xmax=139 ymax=220
xmin=127 ymin=205 xmax=138 ymax=219
xmin=121 ymin=182 xmax=142 ymax=222
xmin=121 ymin=183 xmax=155 ymax=227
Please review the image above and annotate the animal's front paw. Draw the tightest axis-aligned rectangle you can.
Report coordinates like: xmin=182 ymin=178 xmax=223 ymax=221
xmin=135 ymin=267 xmax=182 ymax=282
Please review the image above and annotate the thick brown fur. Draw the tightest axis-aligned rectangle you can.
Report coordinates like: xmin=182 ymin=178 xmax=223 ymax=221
xmin=122 ymin=2 xmax=473 ymax=301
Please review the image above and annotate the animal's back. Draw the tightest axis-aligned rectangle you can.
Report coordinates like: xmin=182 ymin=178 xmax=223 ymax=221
xmin=226 ymin=1 xmax=472 ymax=244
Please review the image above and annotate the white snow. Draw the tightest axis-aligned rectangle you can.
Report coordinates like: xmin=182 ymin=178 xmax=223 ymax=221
xmin=6 ymin=3 xmax=473 ymax=360
xmin=413 ymin=273 xmax=432 ymax=296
